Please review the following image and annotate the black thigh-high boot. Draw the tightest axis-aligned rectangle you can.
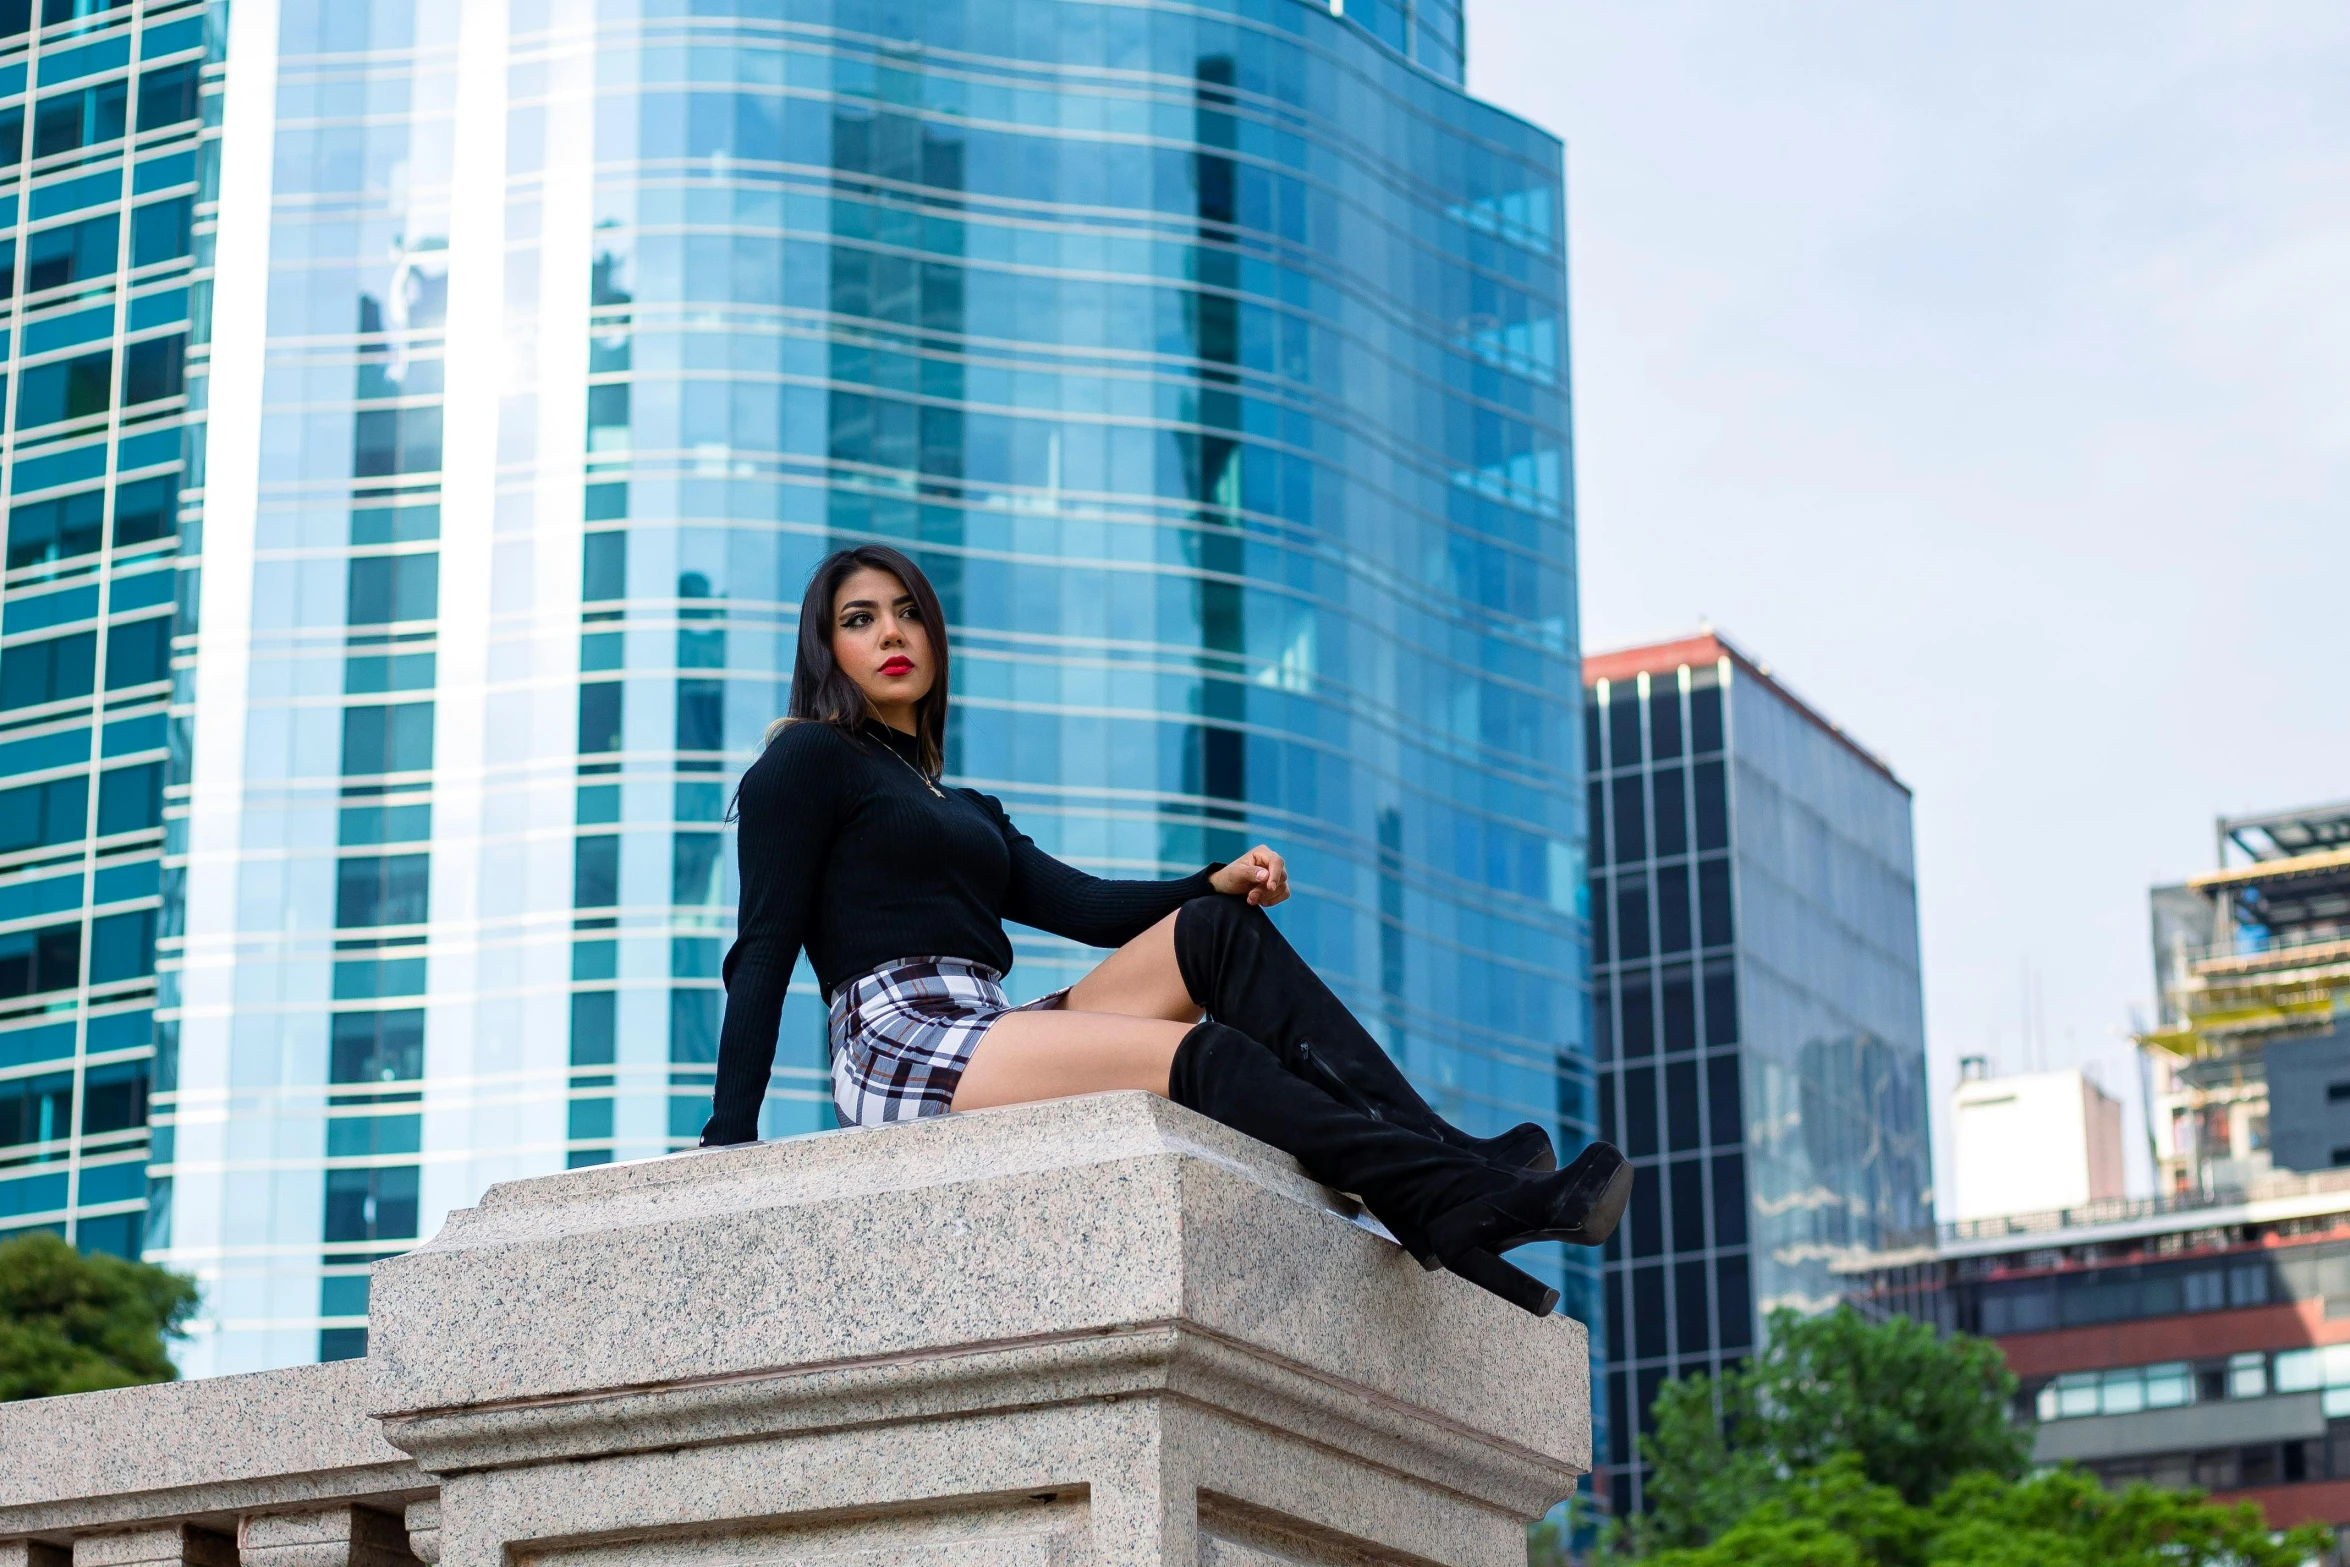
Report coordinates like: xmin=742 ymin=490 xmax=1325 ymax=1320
xmin=1168 ymin=1020 xmax=1631 ymax=1316
xmin=1173 ymin=895 xmax=1556 ymax=1173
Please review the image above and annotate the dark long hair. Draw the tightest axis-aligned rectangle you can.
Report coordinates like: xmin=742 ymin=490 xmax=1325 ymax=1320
xmin=776 ymin=544 xmax=950 ymax=775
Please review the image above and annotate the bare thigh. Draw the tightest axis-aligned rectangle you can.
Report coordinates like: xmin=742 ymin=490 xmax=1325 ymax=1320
xmin=951 ymin=911 xmax=1203 ymax=1112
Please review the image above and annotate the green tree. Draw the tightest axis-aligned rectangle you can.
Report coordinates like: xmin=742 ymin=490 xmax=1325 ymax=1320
xmin=1638 ymin=1307 xmax=2031 ymax=1550
xmin=1635 ymin=1456 xmax=2330 ymax=1567
xmin=0 ymin=1230 xmax=199 ymax=1400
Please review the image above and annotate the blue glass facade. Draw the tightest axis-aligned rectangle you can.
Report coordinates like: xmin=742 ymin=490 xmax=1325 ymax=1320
xmin=1588 ymin=640 xmax=1929 ymax=1518
xmin=127 ymin=0 xmax=1586 ymax=1382
xmin=0 ymin=0 xmax=212 ymax=1265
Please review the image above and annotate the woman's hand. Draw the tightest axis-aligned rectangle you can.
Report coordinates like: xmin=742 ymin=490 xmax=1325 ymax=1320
xmin=1210 ymin=845 xmax=1289 ymax=907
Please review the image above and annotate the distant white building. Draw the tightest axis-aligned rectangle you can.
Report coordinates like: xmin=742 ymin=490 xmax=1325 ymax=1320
xmin=1952 ymin=1063 xmax=2126 ymax=1221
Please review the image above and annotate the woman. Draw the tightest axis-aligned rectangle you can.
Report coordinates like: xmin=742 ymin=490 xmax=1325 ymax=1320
xmin=701 ymin=544 xmax=1629 ymax=1315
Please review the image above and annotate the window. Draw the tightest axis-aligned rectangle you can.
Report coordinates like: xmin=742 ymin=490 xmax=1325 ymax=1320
xmin=2036 ymin=1362 xmax=2195 ymax=1422
xmin=323 ymin=1165 xmax=419 ymax=1243
xmin=1692 ymin=760 xmax=1728 ymax=850
xmin=347 ymin=554 xmax=438 ymax=625
xmin=32 ymin=79 xmax=128 ymax=159
xmin=1622 ymin=1064 xmax=1658 ymax=1161
xmin=1665 ymin=1061 xmax=1700 ymax=1152
xmin=0 ymin=923 xmax=79 ymax=999
xmin=1610 ymin=773 xmax=1646 ymax=863
xmin=1702 ymin=961 xmax=1737 ymax=1046
xmin=334 ymin=854 xmax=430 ymax=927
xmin=1606 ymin=692 xmax=1640 ymax=770
xmin=342 ymin=702 xmax=434 ymax=775
xmin=5 ymin=490 xmax=103 ymax=569
xmin=2230 ymin=1351 xmax=2269 ymax=1399
xmin=123 ymin=335 xmax=185 ymax=404
xmin=1674 ymin=1258 xmax=1710 ymax=1355
xmin=570 ymin=992 xmax=616 ymax=1066
xmin=1649 ymin=688 xmax=1683 ymax=759
xmin=135 ymin=60 xmax=200 ymax=131
xmin=330 ymin=1009 xmax=424 ymax=1086
xmin=1711 ymin=1155 xmax=1748 ymax=1246
xmin=1614 ymin=882 xmax=1650 ymax=961
xmin=1656 ymin=870 xmax=1692 ymax=955
xmin=80 ymin=1060 xmax=147 ymax=1134
xmin=0 ymin=106 xmax=20 ymax=168
xmin=0 ymin=774 xmax=87 ymax=852
xmin=1651 ymin=766 xmax=1687 ymax=856
xmin=676 ymin=678 xmax=722 ymax=750
xmin=1668 ymin=1154 xmax=1704 ymax=1248
xmin=0 ymin=631 xmax=97 ymax=709
xmin=16 ymin=350 xmax=112 ymax=427
xmin=0 ymin=1071 xmax=71 ymax=1146
xmin=1689 ymin=683 xmax=1723 ymax=752
xmin=1697 ymin=857 xmax=1734 ymax=948
xmin=96 ymin=763 xmax=161 ymax=834
xmin=672 ymin=831 xmax=721 ymax=906
xmin=25 ymin=214 xmax=118 ymax=293
xmin=112 ymin=475 xmax=177 ymax=548
xmin=574 ymin=835 xmax=618 ymax=907
xmin=129 ymin=198 xmax=190 ymax=268
xmin=578 ymin=683 xmax=622 ymax=754
xmin=582 ymin=530 xmax=626 ymax=600
xmin=89 ymin=910 xmax=154 ymax=983
xmin=104 ymin=617 xmax=171 ymax=689
xmin=352 ymin=405 xmax=443 ymax=477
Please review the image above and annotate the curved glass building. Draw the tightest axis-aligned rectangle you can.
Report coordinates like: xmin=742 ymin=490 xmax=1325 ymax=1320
xmin=131 ymin=0 xmax=1587 ymax=1383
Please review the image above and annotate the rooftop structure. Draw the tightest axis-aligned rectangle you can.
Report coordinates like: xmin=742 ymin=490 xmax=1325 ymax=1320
xmin=1950 ymin=1063 xmax=2124 ymax=1222
xmin=2141 ymin=800 xmax=2350 ymax=1195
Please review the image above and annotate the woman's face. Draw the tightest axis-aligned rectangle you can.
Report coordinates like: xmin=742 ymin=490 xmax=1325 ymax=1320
xmin=830 ymin=566 xmax=934 ymax=726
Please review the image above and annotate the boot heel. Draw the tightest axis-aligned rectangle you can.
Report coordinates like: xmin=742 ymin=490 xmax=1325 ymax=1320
xmin=1444 ymin=1247 xmax=1559 ymax=1316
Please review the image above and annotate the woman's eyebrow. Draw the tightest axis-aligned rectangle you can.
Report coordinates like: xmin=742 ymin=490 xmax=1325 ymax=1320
xmin=836 ymin=597 xmax=879 ymax=614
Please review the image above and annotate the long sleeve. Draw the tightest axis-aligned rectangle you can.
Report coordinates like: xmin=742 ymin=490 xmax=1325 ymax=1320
xmin=703 ymin=726 xmax=842 ymax=1145
xmin=978 ymin=792 xmax=1222 ymax=950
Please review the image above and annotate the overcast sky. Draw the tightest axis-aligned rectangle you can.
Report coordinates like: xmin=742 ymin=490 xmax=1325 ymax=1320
xmin=1467 ymin=2 xmax=2350 ymax=1203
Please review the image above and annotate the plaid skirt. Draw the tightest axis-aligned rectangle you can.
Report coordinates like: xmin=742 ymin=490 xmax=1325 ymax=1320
xmin=828 ymin=956 xmax=1067 ymax=1129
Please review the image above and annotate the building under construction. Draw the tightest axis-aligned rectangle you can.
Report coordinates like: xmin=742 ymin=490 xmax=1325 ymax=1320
xmin=2142 ymin=801 xmax=2350 ymax=1193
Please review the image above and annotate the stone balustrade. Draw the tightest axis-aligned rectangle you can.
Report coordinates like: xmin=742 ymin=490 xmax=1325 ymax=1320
xmin=1 ymin=1093 xmax=1589 ymax=1567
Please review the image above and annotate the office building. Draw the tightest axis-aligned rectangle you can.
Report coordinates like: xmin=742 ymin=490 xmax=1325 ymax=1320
xmin=0 ymin=1 xmax=1591 ymax=1377
xmin=1586 ymin=630 xmax=1930 ymax=1518
xmin=2142 ymin=800 xmax=2350 ymax=1194
xmin=1951 ymin=1061 xmax=2124 ymax=1222
xmin=1843 ymin=1174 xmax=2350 ymax=1536
xmin=0 ymin=1 xmax=210 ymax=1260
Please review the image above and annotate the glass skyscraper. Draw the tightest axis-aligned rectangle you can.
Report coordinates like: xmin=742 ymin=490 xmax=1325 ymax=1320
xmin=1585 ymin=632 xmax=1930 ymax=1518
xmin=0 ymin=0 xmax=1587 ymax=1386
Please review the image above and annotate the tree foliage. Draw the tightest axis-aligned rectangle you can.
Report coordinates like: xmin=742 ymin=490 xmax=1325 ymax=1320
xmin=1638 ymin=1308 xmax=2032 ymax=1550
xmin=0 ymin=1230 xmax=198 ymax=1400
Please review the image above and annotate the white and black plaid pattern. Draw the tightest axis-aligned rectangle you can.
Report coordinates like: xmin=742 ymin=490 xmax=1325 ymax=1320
xmin=828 ymin=955 xmax=1066 ymax=1129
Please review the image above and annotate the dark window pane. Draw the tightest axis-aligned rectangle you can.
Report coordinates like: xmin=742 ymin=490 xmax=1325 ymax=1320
xmin=342 ymin=702 xmax=435 ymax=775
xmin=582 ymin=530 xmax=626 ymax=600
xmin=89 ymin=909 xmax=154 ymax=982
xmin=1651 ymin=766 xmax=1687 ymax=857
xmin=330 ymin=1009 xmax=425 ymax=1084
xmin=1598 ymin=1069 xmax=1617 ymax=1145
xmin=1593 ymin=980 xmax=1615 ymax=1062
xmin=104 ymin=618 xmax=171 ymax=689
xmin=1690 ymin=683 xmax=1723 ymax=752
xmin=1663 ymin=967 xmax=1696 ymax=1051
xmin=1606 ymin=1371 xmax=1630 ymax=1467
xmin=136 ymin=60 xmax=200 ymax=130
xmin=669 ymin=987 xmax=718 ymax=1064
xmin=15 ymin=349 xmax=110 ymax=425
xmin=671 ymin=831 xmax=721 ymax=906
xmin=1670 ymin=1157 xmax=1706 ymax=1252
xmin=0 ymin=925 xmax=83 ymax=998
xmin=348 ymin=553 xmax=440 ymax=625
xmin=579 ymin=682 xmax=622 ymax=753
xmin=676 ymin=678 xmax=723 ymax=751
xmin=0 ymin=631 xmax=96 ymax=708
xmin=1712 ymin=1155 xmax=1748 ymax=1245
xmin=0 ymin=1071 xmax=72 ymax=1145
xmin=0 ymin=106 xmax=19 ymax=167
xmin=25 ymin=215 xmax=118 ymax=293
xmin=123 ymin=334 xmax=186 ymax=404
xmin=129 ymin=198 xmax=191 ymax=267
xmin=8 ymin=489 xmax=104 ymax=567
xmin=1657 ymin=869 xmax=1691 ymax=955
xmin=96 ymin=764 xmax=160 ymax=834
xmin=570 ymin=991 xmax=616 ymax=1066
xmin=1624 ymin=1064 xmax=1657 ymax=1160
xmin=1632 ymin=1264 xmax=1666 ymax=1358
xmin=1703 ymin=961 xmax=1738 ymax=1046
xmin=574 ymin=834 xmax=618 ymax=907
xmin=323 ymin=1165 xmax=419 ymax=1242
xmin=334 ymin=854 xmax=431 ymax=927
xmin=1615 ymin=881 xmax=1650 ymax=961
xmin=1607 ymin=691 xmax=1641 ymax=769
xmin=1620 ymin=970 xmax=1655 ymax=1057
xmin=1666 ymin=1060 xmax=1700 ymax=1152
xmin=1699 ymin=857 xmax=1735 ymax=948
xmin=1611 ymin=773 xmax=1646 ymax=863
xmin=1651 ymin=687 xmax=1683 ymax=759
xmin=0 ymin=775 xmax=87 ymax=851
xmin=1583 ymin=700 xmax=1601 ymax=775
xmin=33 ymin=79 xmax=126 ymax=157
xmin=1709 ymin=1056 xmax=1744 ymax=1149
xmin=1717 ymin=1252 xmax=1752 ymax=1350
xmin=112 ymin=475 xmax=177 ymax=547
xmin=1675 ymin=1259 xmax=1712 ymax=1355
xmin=1586 ymin=780 xmax=1605 ymax=868
xmin=80 ymin=1061 xmax=148 ymax=1134
xmin=1692 ymin=760 xmax=1728 ymax=850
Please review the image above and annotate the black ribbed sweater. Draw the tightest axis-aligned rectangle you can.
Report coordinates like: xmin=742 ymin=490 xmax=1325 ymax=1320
xmin=701 ymin=719 xmax=1221 ymax=1145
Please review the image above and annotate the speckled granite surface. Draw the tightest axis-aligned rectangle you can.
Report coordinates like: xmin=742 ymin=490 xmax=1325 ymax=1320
xmin=3 ymin=1092 xmax=1590 ymax=1567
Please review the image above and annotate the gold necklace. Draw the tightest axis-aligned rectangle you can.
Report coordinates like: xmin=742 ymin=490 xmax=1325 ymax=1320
xmin=878 ymin=731 xmax=944 ymax=798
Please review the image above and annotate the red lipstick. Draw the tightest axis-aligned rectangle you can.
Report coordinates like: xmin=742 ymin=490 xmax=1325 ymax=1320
xmin=880 ymin=656 xmax=915 ymax=676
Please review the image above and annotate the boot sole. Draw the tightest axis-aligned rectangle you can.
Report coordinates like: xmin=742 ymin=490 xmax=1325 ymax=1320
xmin=1494 ymin=1158 xmax=1633 ymax=1250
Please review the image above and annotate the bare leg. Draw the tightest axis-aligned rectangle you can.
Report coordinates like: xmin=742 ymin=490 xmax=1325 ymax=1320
xmin=950 ymin=912 xmax=1199 ymax=1112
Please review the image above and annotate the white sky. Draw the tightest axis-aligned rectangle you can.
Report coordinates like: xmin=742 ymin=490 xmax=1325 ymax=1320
xmin=1466 ymin=2 xmax=2350 ymax=1207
